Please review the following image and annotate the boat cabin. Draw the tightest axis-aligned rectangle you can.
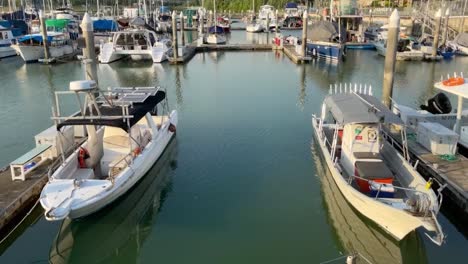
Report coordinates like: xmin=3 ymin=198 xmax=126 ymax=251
xmin=320 ymin=92 xmax=403 ymax=197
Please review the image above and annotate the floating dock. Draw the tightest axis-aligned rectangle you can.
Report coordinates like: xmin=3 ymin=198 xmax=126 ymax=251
xmin=384 ymin=126 xmax=468 ymax=214
xmin=195 ymin=44 xmax=272 ymax=52
xmin=168 ymin=46 xmax=197 ymax=65
xmin=281 ymin=44 xmax=312 ymax=64
xmin=0 ymin=163 xmax=50 ymax=237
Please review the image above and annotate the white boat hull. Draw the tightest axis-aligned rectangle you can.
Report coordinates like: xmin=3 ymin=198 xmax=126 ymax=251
xmin=206 ymin=34 xmax=226 ymax=45
xmin=12 ymin=44 xmax=73 ymax=62
xmin=40 ymin=111 xmax=178 ymax=220
xmin=374 ymin=42 xmax=424 ymax=61
xmin=246 ymin=24 xmax=264 ymax=33
xmin=448 ymin=42 xmax=468 ymax=56
xmin=312 ymin=119 xmax=439 ymax=241
xmin=0 ymin=46 xmax=17 ymax=58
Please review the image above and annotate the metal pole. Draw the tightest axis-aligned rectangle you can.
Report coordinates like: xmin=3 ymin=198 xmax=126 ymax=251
xmin=172 ymin=11 xmax=178 ymax=59
xmin=302 ymin=10 xmax=308 ymax=57
xmin=455 ymin=96 xmax=463 ymax=134
xmin=382 ymin=9 xmax=400 ymax=108
xmin=39 ymin=10 xmax=50 ymax=61
xmin=432 ymin=9 xmax=442 ymax=57
xmin=81 ymin=12 xmax=98 ymax=83
xmin=180 ymin=11 xmax=185 ymax=46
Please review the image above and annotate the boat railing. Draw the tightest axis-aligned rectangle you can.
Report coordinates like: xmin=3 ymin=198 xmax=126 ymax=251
xmin=108 ymin=152 xmax=133 ymax=183
xmin=47 ymin=137 xmax=87 ymax=180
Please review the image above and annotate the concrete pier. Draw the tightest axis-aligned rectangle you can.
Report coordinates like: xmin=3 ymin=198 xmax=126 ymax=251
xmin=172 ymin=11 xmax=179 ymax=60
xmin=39 ymin=10 xmax=51 ymax=64
xmin=80 ymin=13 xmax=98 ymax=83
xmin=382 ymin=10 xmax=399 ymax=108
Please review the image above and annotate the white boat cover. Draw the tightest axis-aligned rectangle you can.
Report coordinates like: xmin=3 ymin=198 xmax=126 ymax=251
xmin=324 ymin=93 xmax=403 ymax=125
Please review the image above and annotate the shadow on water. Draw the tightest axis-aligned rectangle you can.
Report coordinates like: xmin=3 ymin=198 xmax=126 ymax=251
xmin=311 ymin=141 xmax=428 ymax=264
xmin=48 ymin=139 xmax=179 ymax=264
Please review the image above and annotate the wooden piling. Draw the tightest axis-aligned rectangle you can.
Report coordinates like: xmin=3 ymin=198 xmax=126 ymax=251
xmin=275 ymin=10 xmax=279 ymax=36
xmin=80 ymin=13 xmax=98 ymax=83
xmin=432 ymin=9 xmax=442 ymax=58
xmin=172 ymin=11 xmax=178 ymax=60
xmin=382 ymin=9 xmax=399 ymax=109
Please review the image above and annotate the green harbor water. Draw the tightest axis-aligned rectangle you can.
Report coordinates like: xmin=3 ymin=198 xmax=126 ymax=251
xmin=0 ymin=30 xmax=467 ymax=263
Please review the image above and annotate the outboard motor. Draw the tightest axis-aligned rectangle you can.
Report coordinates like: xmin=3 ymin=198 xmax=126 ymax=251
xmin=420 ymin=92 xmax=452 ymax=114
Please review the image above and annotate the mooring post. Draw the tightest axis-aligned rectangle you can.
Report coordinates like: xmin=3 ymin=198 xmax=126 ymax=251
xmin=275 ymin=10 xmax=279 ymax=36
xmin=39 ymin=10 xmax=50 ymax=62
xmin=172 ymin=11 xmax=179 ymax=60
xmin=301 ymin=10 xmax=308 ymax=57
xmin=80 ymin=12 xmax=98 ymax=83
xmin=441 ymin=8 xmax=450 ymax=46
xmin=432 ymin=9 xmax=442 ymax=58
xmin=460 ymin=0 xmax=467 ymax=34
xmin=382 ymin=9 xmax=399 ymax=108
xmin=180 ymin=11 xmax=185 ymax=46
xmin=209 ymin=10 xmax=213 ymax=28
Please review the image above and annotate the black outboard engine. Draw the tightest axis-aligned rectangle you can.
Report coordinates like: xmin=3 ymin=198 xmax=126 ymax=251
xmin=420 ymin=92 xmax=452 ymax=114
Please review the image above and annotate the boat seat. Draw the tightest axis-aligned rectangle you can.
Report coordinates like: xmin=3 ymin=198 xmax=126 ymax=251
xmin=100 ymin=148 xmax=127 ymax=177
xmin=355 ymin=160 xmax=394 ymax=180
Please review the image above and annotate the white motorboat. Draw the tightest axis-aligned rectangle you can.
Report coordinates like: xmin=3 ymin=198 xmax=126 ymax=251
xmin=40 ymin=80 xmax=178 ymax=221
xmin=11 ymin=32 xmax=74 ymax=62
xmin=312 ymin=88 xmax=445 ymax=245
xmin=448 ymin=33 xmax=468 ymax=56
xmin=374 ymin=37 xmax=424 ymax=61
xmin=393 ymin=76 xmax=468 ymax=148
xmin=99 ymin=28 xmax=168 ymax=63
xmin=152 ymin=38 xmax=173 ymax=63
xmin=0 ymin=25 xmax=17 ymax=58
xmin=246 ymin=23 xmax=264 ymax=33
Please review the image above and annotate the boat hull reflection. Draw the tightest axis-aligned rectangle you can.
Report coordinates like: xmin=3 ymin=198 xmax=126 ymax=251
xmin=312 ymin=142 xmax=428 ymax=264
xmin=49 ymin=140 xmax=178 ymax=264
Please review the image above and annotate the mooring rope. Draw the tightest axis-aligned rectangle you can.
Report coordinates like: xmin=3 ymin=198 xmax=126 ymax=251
xmin=0 ymin=198 xmax=41 ymax=245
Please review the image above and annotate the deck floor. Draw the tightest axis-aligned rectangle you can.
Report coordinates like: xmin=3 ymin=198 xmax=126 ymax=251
xmin=0 ymin=161 xmax=51 ymax=232
xmin=385 ymin=125 xmax=468 ymax=204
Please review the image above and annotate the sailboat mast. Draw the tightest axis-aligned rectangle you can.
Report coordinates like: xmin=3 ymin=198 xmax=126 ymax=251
xmin=214 ymin=0 xmax=216 ymax=35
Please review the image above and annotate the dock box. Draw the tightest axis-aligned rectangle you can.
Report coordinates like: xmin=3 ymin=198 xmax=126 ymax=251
xmin=416 ymin=122 xmax=458 ymax=155
xmin=35 ymin=125 xmax=74 ymax=159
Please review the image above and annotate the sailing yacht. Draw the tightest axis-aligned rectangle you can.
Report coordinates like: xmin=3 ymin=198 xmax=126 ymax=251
xmin=206 ymin=0 xmax=226 ymax=44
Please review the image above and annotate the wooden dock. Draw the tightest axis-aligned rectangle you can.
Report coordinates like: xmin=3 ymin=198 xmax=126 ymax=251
xmin=168 ymin=46 xmax=197 ymax=65
xmin=384 ymin=125 xmax=468 ymax=214
xmin=281 ymin=44 xmax=312 ymax=64
xmin=0 ymin=162 xmax=50 ymax=237
xmin=195 ymin=44 xmax=273 ymax=52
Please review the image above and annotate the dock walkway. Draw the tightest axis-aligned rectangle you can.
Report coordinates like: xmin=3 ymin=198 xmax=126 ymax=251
xmin=385 ymin=126 xmax=468 ymax=213
xmin=0 ymin=162 xmax=50 ymax=236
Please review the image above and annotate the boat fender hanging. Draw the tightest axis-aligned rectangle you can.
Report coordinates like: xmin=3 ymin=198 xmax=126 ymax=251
xmin=442 ymin=77 xmax=464 ymax=86
xmin=78 ymin=147 xmax=90 ymax=168
xmin=133 ymin=147 xmax=141 ymax=156
xmin=169 ymin=123 xmax=176 ymax=133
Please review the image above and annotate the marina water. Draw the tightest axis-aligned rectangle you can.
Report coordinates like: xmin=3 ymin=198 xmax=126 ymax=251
xmin=0 ymin=30 xmax=467 ymax=263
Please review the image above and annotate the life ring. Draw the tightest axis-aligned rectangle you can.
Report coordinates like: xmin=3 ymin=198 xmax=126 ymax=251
xmin=169 ymin=123 xmax=176 ymax=133
xmin=78 ymin=147 xmax=89 ymax=168
xmin=442 ymin=77 xmax=465 ymax=86
xmin=368 ymin=130 xmax=377 ymax=142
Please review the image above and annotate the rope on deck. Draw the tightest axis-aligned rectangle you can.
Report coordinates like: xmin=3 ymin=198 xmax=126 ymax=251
xmin=439 ymin=154 xmax=459 ymax=162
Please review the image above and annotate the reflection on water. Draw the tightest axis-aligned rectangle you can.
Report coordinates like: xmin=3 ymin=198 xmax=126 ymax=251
xmin=312 ymin=142 xmax=428 ymax=264
xmin=49 ymin=140 xmax=178 ymax=264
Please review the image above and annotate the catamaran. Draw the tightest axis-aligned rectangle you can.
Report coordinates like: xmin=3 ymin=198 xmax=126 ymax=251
xmin=312 ymin=87 xmax=445 ymax=245
xmin=40 ymin=80 xmax=177 ymax=221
